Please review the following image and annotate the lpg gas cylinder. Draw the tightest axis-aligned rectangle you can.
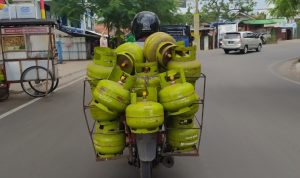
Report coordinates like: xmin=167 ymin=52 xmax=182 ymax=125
xmin=86 ymin=63 xmax=113 ymax=88
xmin=87 ymin=47 xmax=117 ymax=88
xmin=126 ymin=89 xmax=164 ymax=134
xmin=168 ymin=115 xmax=194 ymax=128
xmin=167 ymin=125 xmax=199 ymax=152
xmin=134 ymin=62 xmax=160 ymax=89
xmin=89 ymin=100 xmax=118 ymax=122
xmin=93 ymin=121 xmax=125 ymax=158
xmin=144 ymin=32 xmax=176 ymax=62
xmin=92 ymin=79 xmax=130 ymax=112
xmin=167 ymin=104 xmax=199 ymax=128
xmin=167 ymin=45 xmax=201 ymax=85
xmin=93 ymin=47 xmax=117 ymax=66
xmin=168 ymin=104 xmax=199 ymax=119
xmin=156 ymin=42 xmax=177 ymax=68
xmin=115 ymin=42 xmax=144 ymax=74
xmin=159 ymin=70 xmax=198 ymax=112
xmin=93 ymin=66 xmax=136 ymax=112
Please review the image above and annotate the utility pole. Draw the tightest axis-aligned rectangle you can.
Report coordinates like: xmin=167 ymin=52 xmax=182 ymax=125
xmin=194 ymin=0 xmax=200 ymax=59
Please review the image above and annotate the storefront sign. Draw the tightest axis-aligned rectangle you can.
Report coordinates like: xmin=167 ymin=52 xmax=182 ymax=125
xmin=1 ymin=27 xmax=49 ymax=35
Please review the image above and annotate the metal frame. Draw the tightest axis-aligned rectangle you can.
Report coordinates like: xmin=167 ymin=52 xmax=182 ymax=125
xmin=82 ymin=74 xmax=206 ymax=161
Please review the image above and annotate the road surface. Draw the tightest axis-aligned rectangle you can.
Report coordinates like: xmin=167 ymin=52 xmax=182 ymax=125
xmin=0 ymin=40 xmax=300 ymax=178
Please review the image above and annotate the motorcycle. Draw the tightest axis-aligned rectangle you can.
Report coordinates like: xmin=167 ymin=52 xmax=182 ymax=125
xmin=83 ymin=72 xmax=206 ymax=178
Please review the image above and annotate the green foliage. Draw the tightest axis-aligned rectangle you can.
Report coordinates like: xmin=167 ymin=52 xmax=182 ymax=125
xmin=51 ymin=0 xmax=86 ymax=22
xmin=52 ymin=0 xmax=180 ymax=30
xmin=267 ymin=0 xmax=300 ymax=18
xmin=254 ymin=12 xmax=267 ymax=20
xmin=172 ymin=7 xmax=194 ymax=26
xmin=200 ymin=0 xmax=256 ymax=22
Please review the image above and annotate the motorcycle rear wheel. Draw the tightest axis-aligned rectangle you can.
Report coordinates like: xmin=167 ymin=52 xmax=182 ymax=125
xmin=140 ymin=161 xmax=152 ymax=178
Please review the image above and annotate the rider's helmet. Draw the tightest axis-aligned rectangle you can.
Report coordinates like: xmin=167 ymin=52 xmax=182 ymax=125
xmin=131 ymin=11 xmax=160 ymax=41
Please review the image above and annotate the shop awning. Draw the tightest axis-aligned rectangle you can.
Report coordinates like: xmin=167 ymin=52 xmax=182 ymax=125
xmin=58 ymin=25 xmax=99 ymax=39
xmin=242 ymin=19 xmax=285 ymax=25
xmin=242 ymin=19 xmax=276 ymax=25
xmin=85 ymin=29 xmax=101 ymax=37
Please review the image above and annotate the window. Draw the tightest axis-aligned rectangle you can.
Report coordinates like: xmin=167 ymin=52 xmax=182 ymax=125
xmin=2 ymin=36 xmax=26 ymax=51
xmin=224 ymin=33 xmax=241 ymax=39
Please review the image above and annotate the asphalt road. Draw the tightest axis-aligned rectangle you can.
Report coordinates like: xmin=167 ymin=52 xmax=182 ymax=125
xmin=1 ymin=40 xmax=300 ymax=178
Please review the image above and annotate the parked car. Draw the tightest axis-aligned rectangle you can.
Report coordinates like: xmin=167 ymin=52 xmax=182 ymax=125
xmin=222 ymin=31 xmax=262 ymax=54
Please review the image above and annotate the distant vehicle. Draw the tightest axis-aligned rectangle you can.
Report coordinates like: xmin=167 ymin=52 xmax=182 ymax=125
xmin=222 ymin=31 xmax=262 ymax=54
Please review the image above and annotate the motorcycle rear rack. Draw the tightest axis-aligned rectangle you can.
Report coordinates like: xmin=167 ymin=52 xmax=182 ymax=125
xmin=82 ymin=73 xmax=206 ymax=161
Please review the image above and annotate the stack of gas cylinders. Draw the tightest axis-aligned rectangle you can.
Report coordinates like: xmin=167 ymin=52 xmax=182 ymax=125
xmin=86 ymin=32 xmax=202 ymax=158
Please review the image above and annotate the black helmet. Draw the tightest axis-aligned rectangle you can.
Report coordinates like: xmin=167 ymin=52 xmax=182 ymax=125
xmin=131 ymin=11 xmax=160 ymax=40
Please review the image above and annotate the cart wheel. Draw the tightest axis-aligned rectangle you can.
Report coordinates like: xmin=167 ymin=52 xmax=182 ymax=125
xmin=140 ymin=161 xmax=152 ymax=178
xmin=51 ymin=78 xmax=59 ymax=92
xmin=21 ymin=66 xmax=54 ymax=97
xmin=29 ymin=78 xmax=59 ymax=93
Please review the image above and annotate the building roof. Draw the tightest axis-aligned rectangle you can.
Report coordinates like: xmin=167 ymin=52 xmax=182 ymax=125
xmin=242 ymin=19 xmax=285 ymax=25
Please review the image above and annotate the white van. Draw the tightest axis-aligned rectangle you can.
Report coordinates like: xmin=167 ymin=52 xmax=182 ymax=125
xmin=222 ymin=31 xmax=262 ymax=54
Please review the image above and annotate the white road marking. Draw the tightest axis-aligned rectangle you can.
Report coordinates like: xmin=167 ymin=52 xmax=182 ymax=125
xmin=268 ymin=58 xmax=300 ymax=86
xmin=0 ymin=76 xmax=85 ymax=120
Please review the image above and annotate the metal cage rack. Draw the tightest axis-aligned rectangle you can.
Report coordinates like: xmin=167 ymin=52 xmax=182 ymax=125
xmin=82 ymin=73 xmax=206 ymax=161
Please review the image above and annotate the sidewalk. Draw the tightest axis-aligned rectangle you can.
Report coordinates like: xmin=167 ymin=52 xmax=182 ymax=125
xmin=9 ymin=60 xmax=91 ymax=93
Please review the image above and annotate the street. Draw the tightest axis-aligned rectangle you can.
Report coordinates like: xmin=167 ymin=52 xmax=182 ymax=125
xmin=1 ymin=40 xmax=300 ymax=178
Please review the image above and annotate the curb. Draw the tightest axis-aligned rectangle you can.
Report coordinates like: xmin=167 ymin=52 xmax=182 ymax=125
xmin=269 ymin=57 xmax=300 ymax=85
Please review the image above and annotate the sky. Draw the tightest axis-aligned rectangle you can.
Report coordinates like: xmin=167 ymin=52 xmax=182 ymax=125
xmin=256 ymin=0 xmax=268 ymax=9
xmin=181 ymin=0 xmax=271 ymax=14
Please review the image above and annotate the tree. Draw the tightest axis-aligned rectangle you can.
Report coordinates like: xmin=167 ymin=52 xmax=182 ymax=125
xmin=267 ymin=0 xmax=300 ymax=19
xmin=51 ymin=0 xmax=86 ymax=24
xmin=199 ymin=0 xmax=256 ymax=22
xmin=52 ymin=0 xmax=180 ymax=31
xmin=254 ymin=12 xmax=267 ymax=20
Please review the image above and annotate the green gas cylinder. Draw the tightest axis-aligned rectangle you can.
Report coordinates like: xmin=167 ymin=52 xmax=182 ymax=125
xmin=92 ymin=66 xmax=135 ymax=112
xmin=115 ymin=42 xmax=144 ymax=74
xmin=156 ymin=42 xmax=177 ymax=68
xmin=134 ymin=62 xmax=160 ymax=89
xmin=126 ymin=89 xmax=164 ymax=134
xmin=87 ymin=47 xmax=117 ymax=88
xmin=144 ymin=32 xmax=176 ymax=62
xmin=93 ymin=47 xmax=117 ymax=66
xmin=168 ymin=104 xmax=199 ymax=118
xmin=167 ymin=125 xmax=199 ymax=152
xmin=168 ymin=115 xmax=194 ymax=128
xmin=96 ymin=120 xmax=123 ymax=133
xmin=159 ymin=70 xmax=198 ymax=112
xmin=93 ymin=79 xmax=130 ymax=112
xmin=167 ymin=45 xmax=201 ymax=85
xmin=167 ymin=104 xmax=199 ymax=128
xmin=89 ymin=100 xmax=118 ymax=122
xmin=93 ymin=121 xmax=125 ymax=158
xmin=86 ymin=63 xmax=113 ymax=88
